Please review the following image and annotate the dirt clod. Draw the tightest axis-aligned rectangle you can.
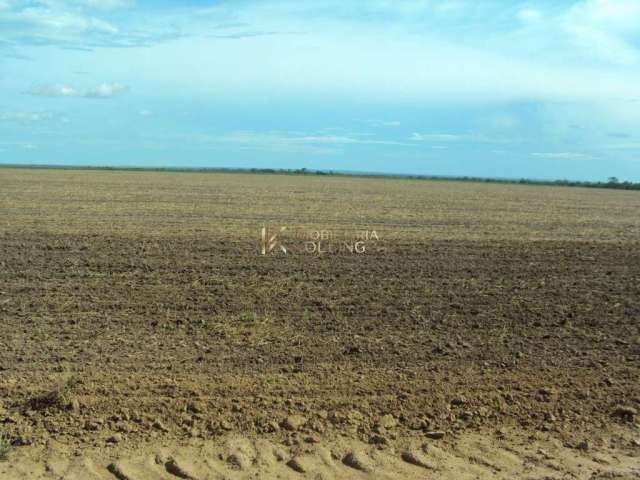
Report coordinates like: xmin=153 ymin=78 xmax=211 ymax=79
xmin=612 ymin=406 xmax=636 ymax=422
xmin=282 ymin=415 xmax=307 ymax=431
xmin=106 ymin=434 xmax=122 ymax=444
xmin=343 ymin=451 xmax=371 ymax=472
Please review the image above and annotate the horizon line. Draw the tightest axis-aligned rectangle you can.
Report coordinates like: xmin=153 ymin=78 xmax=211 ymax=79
xmin=1 ymin=162 xmax=638 ymax=191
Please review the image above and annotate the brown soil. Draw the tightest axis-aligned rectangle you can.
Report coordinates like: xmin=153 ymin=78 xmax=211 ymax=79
xmin=0 ymin=167 xmax=639 ymax=478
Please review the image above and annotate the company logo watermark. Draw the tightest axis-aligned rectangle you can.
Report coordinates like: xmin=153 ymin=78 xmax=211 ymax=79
xmin=260 ymin=225 xmax=384 ymax=255
xmin=260 ymin=226 xmax=288 ymax=255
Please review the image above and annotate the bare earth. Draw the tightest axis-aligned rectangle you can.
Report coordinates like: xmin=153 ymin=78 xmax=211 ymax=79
xmin=0 ymin=167 xmax=639 ymax=479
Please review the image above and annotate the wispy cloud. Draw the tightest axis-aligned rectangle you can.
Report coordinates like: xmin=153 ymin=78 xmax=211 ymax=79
xmin=4 ymin=7 xmax=120 ymax=34
xmin=182 ymin=131 xmax=412 ymax=152
xmin=0 ymin=109 xmax=68 ymax=123
xmin=411 ymin=133 xmax=464 ymax=142
xmin=27 ymin=82 xmax=127 ymax=98
xmin=516 ymin=8 xmax=543 ymax=23
xmin=0 ymin=140 xmax=38 ymax=150
xmin=0 ymin=1 xmax=180 ymax=48
xmin=74 ymin=0 xmax=136 ymax=11
xmin=365 ymin=119 xmax=401 ymax=128
xmin=207 ymin=30 xmax=303 ymax=40
xmin=531 ymin=152 xmax=592 ymax=160
xmin=410 ymin=132 xmax=516 ymax=144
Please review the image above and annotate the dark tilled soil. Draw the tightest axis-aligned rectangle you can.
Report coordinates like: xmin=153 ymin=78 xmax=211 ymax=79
xmin=1 ymin=232 xmax=638 ymax=451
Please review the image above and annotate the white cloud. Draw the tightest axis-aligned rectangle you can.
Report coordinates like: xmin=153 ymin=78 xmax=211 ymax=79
xmin=84 ymin=82 xmax=127 ymax=97
xmin=0 ymin=110 xmax=55 ymax=122
xmin=0 ymin=141 xmax=39 ymax=150
xmin=563 ymin=23 xmax=639 ymax=65
xmin=25 ymin=0 xmax=135 ymax=10
xmin=297 ymin=134 xmax=405 ymax=146
xmin=366 ymin=119 xmax=401 ymax=127
xmin=76 ymin=0 xmax=136 ymax=10
xmin=138 ymin=109 xmax=153 ymax=116
xmin=0 ymin=140 xmax=38 ymax=150
xmin=560 ymin=0 xmax=640 ymax=65
xmin=517 ymin=8 xmax=542 ymax=22
xmin=411 ymin=133 xmax=462 ymax=142
xmin=181 ymin=131 xmax=412 ymax=152
xmin=124 ymin=15 xmax=640 ymax=105
xmin=0 ymin=1 xmax=174 ymax=48
xmin=531 ymin=152 xmax=591 ymax=159
xmin=27 ymin=82 xmax=127 ymax=98
xmin=8 ymin=7 xmax=119 ymax=34
xmin=28 ymin=84 xmax=78 ymax=97
xmin=410 ymin=132 xmax=515 ymax=144
xmin=568 ymin=0 xmax=640 ymax=32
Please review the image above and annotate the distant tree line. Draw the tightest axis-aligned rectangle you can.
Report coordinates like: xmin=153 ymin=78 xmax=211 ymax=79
xmin=242 ymin=168 xmax=640 ymax=190
xmin=1 ymin=163 xmax=639 ymax=191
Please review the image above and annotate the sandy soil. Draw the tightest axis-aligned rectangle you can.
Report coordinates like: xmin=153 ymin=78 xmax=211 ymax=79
xmin=2 ymin=426 xmax=639 ymax=479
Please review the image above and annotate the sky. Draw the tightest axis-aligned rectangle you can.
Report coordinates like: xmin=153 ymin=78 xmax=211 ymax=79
xmin=1 ymin=0 xmax=640 ymax=181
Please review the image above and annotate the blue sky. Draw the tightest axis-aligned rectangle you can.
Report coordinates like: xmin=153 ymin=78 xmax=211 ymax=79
xmin=1 ymin=0 xmax=640 ymax=181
